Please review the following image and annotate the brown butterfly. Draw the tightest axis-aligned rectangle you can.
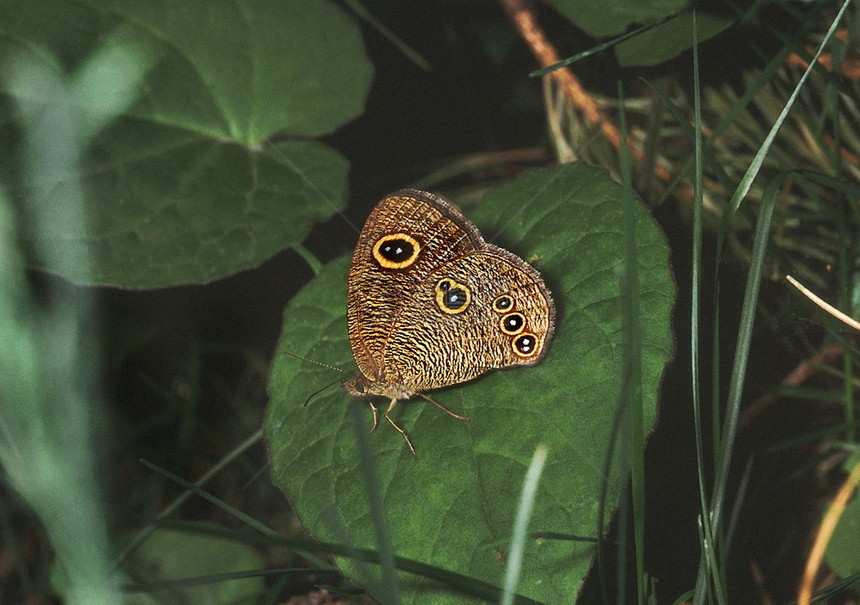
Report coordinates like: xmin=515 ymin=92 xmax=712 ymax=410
xmin=344 ymin=189 xmax=555 ymax=456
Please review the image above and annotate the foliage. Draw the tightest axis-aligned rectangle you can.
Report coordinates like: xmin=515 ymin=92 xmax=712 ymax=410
xmin=0 ymin=0 xmax=857 ymax=603
xmin=266 ymin=163 xmax=674 ymax=602
xmin=0 ymin=0 xmax=369 ymax=287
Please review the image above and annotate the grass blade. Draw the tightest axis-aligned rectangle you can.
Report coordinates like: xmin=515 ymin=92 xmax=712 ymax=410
xmin=694 ymin=3 xmax=852 ymax=601
xmin=501 ymin=445 xmax=548 ymax=605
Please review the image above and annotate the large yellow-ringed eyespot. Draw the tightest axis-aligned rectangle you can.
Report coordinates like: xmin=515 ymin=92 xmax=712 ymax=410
xmin=492 ymin=294 xmax=513 ymax=313
xmin=372 ymin=233 xmax=421 ymax=269
xmin=435 ymin=278 xmax=471 ymax=314
xmin=500 ymin=312 xmax=526 ymax=335
xmin=512 ymin=332 xmax=541 ymax=358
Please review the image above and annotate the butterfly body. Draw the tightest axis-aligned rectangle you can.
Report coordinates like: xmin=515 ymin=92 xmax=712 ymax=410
xmin=345 ymin=189 xmax=554 ymax=455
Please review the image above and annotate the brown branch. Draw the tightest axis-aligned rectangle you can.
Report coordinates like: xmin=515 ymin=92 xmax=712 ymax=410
xmin=501 ymin=0 xmax=673 ymax=183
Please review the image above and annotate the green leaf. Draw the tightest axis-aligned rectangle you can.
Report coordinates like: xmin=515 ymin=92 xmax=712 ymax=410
xmin=554 ymin=0 xmax=687 ymax=38
xmin=0 ymin=0 xmax=370 ymax=287
xmin=265 ymin=163 xmax=675 ymax=603
xmin=614 ymin=11 xmax=734 ymax=66
xmin=121 ymin=529 xmax=265 ymax=604
xmin=825 ymin=452 xmax=860 ymax=577
xmin=552 ymin=0 xmax=733 ymax=66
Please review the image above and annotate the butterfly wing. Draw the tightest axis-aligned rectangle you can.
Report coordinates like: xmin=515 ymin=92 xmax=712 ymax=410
xmin=347 ymin=190 xmax=484 ymax=385
xmin=383 ymin=245 xmax=555 ymax=392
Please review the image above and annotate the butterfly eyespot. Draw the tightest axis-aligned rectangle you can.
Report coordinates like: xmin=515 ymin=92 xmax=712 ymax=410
xmin=512 ymin=333 xmax=540 ymax=357
xmin=500 ymin=312 xmax=525 ymax=335
xmin=373 ymin=233 xmax=421 ymax=269
xmin=492 ymin=294 xmax=513 ymax=313
xmin=435 ymin=278 xmax=471 ymax=314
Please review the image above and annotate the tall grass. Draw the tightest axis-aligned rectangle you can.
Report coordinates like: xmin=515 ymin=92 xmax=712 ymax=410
xmin=692 ymin=2 xmax=852 ymax=602
xmin=0 ymin=36 xmax=153 ymax=604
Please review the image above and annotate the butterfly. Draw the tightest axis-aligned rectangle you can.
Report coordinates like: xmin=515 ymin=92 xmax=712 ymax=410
xmin=343 ymin=189 xmax=554 ymax=456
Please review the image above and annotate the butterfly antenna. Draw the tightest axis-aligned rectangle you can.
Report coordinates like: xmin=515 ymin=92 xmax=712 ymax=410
xmin=301 ymin=377 xmax=345 ymax=407
xmin=281 ymin=351 xmax=346 ymax=374
xmin=417 ymin=393 xmax=470 ymax=422
xmin=280 ymin=352 xmax=347 ymax=406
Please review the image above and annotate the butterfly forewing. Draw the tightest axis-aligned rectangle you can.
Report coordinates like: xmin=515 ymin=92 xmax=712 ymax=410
xmin=347 ymin=190 xmax=483 ymax=382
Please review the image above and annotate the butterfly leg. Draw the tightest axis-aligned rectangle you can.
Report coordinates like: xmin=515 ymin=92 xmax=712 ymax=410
xmin=383 ymin=398 xmax=417 ymax=458
xmin=418 ymin=393 xmax=470 ymax=422
xmin=368 ymin=401 xmax=379 ymax=433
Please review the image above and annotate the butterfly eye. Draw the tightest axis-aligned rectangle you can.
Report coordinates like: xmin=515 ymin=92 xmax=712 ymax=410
xmin=512 ymin=333 xmax=540 ymax=357
xmin=500 ymin=312 xmax=525 ymax=335
xmin=373 ymin=233 xmax=421 ymax=269
xmin=434 ymin=278 xmax=471 ymax=314
xmin=492 ymin=294 xmax=513 ymax=313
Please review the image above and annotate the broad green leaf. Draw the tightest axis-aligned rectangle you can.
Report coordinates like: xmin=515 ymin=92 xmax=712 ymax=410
xmin=121 ymin=529 xmax=265 ymax=604
xmin=0 ymin=0 xmax=370 ymax=287
xmin=266 ymin=162 xmax=675 ymax=603
xmin=614 ymin=11 xmax=734 ymax=66
xmin=553 ymin=0 xmax=733 ymax=65
xmin=825 ymin=452 xmax=860 ymax=577
xmin=554 ymin=0 xmax=686 ymax=38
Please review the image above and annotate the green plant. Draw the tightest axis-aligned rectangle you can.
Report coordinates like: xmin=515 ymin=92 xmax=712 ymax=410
xmin=1 ymin=0 xmax=858 ymax=603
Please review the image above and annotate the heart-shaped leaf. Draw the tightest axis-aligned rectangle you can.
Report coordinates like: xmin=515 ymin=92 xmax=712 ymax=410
xmin=552 ymin=0 xmax=733 ymax=65
xmin=266 ymin=162 xmax=675 ymax=603
xmin=1 ymin=0 xmax=370 ymax=287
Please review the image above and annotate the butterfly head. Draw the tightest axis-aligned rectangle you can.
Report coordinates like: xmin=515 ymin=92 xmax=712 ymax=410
xmin=343 ymin=374 xmax=414 ymax=402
